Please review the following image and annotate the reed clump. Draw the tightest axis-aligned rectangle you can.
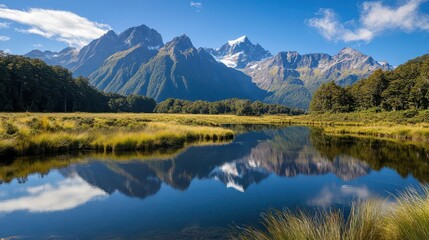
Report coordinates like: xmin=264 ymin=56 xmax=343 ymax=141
xmin=233 ymin=186 xmax=429 ymax=240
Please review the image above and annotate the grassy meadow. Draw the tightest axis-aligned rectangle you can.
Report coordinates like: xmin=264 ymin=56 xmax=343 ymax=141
xmin=0 ymin=113 xmax=236 ymax=157
xmin=1 ymin=110 xmax=429 ymax=157
xmin=234 ymin=186 xmax=429 ymax=240
xmin=286 ymin=110 xmax=429 ymax=143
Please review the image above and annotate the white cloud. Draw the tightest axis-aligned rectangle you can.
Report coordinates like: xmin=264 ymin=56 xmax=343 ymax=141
xmin=33 ymin=43 xmax=43 ymax=49
xmin=190 ymin=1 xmax=202 ymax=12
xmin=0 ymin=22 xmax=10 ymax=28
xmin=0 ymin=35 xmax=9 ymax=41
xmin=0 ymin=6 xmax=111 ymax=48
xmin=308 ymin=184 xmax=371 ymax=207
xmin=306 ymin=9 xmax=345 ymax=41
xmin=0 ymin=176 xmax=107 ymax=213
xmin=306 ymin=0 xmax=429 ymax=42
xmin=190 ymin=1 xmax=202 ymax=8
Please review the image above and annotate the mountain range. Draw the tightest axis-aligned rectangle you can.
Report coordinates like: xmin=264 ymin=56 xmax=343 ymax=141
xmin=244 ymin=47 xmax=393 ymax=108
xmin=24 ymin=24 xmax=393 ymax=109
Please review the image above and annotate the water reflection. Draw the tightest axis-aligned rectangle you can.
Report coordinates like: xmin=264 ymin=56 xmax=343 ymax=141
xmin=1 ymin=126 xmax=428 ymax=239
xmin=308 ymin=184 xmax=370 ymax=207
xmin=0 ymin=126 xmax=428 ymax=209
xmin=0 ymin=175 xmax=106 ymax=213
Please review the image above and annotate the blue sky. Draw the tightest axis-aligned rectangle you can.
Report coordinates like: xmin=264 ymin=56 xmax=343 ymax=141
xmin=0 ymin=0 xmax=428 ymax=66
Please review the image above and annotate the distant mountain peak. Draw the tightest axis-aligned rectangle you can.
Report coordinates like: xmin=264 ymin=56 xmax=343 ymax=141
xmin=104 ymin=30 xmax=118 ymax=38
xmin=131 ymin=24 xmax=152 ymax=30
xmin=338 ymin=47 xmax=363 ymax=56
xmin=58 ymin=47 xmax=77 ymax=54
xmin=164 ymin=35 xmax=194 ymax=51
xmin=119 ymin=24 xmax=163 ymax=49
xmin=207 ymin=36 xmax=271 ymax=69
xmin=228 ymin=35 xmax=249 ymax=46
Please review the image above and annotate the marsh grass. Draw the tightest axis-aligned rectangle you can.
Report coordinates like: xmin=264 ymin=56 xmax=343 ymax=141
xmin=0 ymin=114 xmax=234 ymax=157
xmin=2 ymin=111 xmax=429 ymax=157
xmin=233 ymin=186 xmax=429 ymax=240
xmin=320 ymin=125 xmax=429 ymax=142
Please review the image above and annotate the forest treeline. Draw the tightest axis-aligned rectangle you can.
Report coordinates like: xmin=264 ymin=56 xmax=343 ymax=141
xmin=155 ymin=98 xmax=304 ymax=116
xmin=310 ymin=54 xmax=429 ymax=114
xmin=0 ymin=54 xmax=301 ymax=115
xmin=0 ymin=54 xmax=156 ymax=113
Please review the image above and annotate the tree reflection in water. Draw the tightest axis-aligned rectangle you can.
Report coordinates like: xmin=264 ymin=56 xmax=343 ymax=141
xmin=1 ymin=126 xmax=428 ymax=200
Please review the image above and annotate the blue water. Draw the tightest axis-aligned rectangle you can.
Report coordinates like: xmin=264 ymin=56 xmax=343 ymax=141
xmin=0 ymin=126 xmax=426 ymax=239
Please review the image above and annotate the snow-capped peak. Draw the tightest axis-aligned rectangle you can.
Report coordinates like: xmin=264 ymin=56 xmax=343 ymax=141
xmin=377 ymin=61 xmax=395 ymax=70
xmin=207 ymin=35 xmax=271 ymax=69
xmin=228 ymin=35 xmax=248 ymax=46
xmin=377 ymin=61 xmax=388 ymax=66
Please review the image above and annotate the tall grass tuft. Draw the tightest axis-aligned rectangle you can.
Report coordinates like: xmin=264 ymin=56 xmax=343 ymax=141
xmin=233 ymin=186 xmax=429 ymax=240
xmin=382 ymin=186 xmax=429 ymax=240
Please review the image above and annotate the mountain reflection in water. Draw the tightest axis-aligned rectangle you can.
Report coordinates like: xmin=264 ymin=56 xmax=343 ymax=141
xmin=0 ymin=126 xmax=428 ymax=239
xmin=2 ymin=126 xmax=425 ymax=200
xmin=59 ymin=127 xmax=372 ymax=198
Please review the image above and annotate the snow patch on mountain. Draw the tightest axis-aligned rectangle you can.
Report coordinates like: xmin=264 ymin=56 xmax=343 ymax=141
xmin=206 ymin=36 xmax=272 ymax=69
xmin=228 ymin=36 xmax=248 ymax=46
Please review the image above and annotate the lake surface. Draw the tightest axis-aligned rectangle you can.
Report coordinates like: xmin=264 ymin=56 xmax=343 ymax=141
xmin=1 ymin=126 xmax=428 ymax=239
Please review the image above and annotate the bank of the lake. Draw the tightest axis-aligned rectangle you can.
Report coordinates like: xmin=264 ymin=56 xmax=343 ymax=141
xmin=1 ymin=111 xmax=429 ymax=157
xmin=286 ymin=110 xmax=429 ymax=143
xmin=0 ymin=113 xmax=235 ymax=157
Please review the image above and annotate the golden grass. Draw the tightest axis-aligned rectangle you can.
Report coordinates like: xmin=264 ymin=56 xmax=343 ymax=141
xmin=233 ymin=186 xmax=429 ymax=240
xmin=0 ymin=114 xmax=234 ymax=157
xmin=382 ymin=187 xmax=429 ymax=240
xmin=320 ymin=125 xmax=429 ymax=142
xmin=1 ymin=111 xmax=429 ymax=157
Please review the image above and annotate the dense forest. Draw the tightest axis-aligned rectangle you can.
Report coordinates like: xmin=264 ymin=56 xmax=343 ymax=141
xmin=155 ymin=98 xmax=304 ymax=116
xmin=0 ymin=54 xmax=156 ymax=112
xmin=310 ymin=54 xmax=429 ymax=114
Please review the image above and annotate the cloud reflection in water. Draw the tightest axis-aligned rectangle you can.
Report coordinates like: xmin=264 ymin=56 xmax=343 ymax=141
xmin=0 ymin=175 xmax=106 ymax=213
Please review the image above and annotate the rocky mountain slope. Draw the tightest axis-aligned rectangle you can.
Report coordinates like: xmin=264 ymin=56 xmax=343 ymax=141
xmin=25 ymin=24 xmax=164 ymax=77
xmin=244 ymin=48 xmax=394 ymax=109
xmin=112 ymin=35 xmax=266 ymax=102
xmin=206 ymin=36 xmax=272 ymax=69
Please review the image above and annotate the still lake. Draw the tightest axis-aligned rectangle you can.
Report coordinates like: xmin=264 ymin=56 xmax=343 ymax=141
xmin=0 ymin=126 xmax=427 ymax=239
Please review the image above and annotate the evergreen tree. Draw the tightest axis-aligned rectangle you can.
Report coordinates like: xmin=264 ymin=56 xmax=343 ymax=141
xmin=310 ymin=82 xmax=353 ymax=113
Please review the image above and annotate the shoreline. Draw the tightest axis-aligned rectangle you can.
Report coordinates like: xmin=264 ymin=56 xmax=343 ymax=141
xmin=1 ymin=112 xmax=428 ymax=158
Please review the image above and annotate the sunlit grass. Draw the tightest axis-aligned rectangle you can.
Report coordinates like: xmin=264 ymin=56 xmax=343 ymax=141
xmin=0 ymin=114 xmax=234 ymax=157
xmin=321 ymin=125 xmax=429 ymax=142
xmin=1 ymin=111 xmax=429 ymax=157
xmin=382 ymin=187 xmax=429 ymax=240
xmin=233 ymin=186 xmax=429 ymax=240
